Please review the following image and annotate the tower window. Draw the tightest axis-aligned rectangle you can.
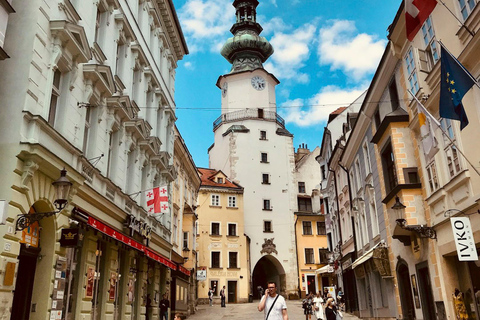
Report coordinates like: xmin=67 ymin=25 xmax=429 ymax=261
xmin=298 ymin=182 xmax=306 ymax=193
xmin=264 ymin=221 xmax=272 ymax=232
xmin=263 ymin=199 xmax=271 ymax=210
xmin=260 ymin=130 xmax=267 ymax=140
xmin=261 ymin=153 xmax=268 ymax=163
xmin=262 ymin=174 xmax=270 ymax=184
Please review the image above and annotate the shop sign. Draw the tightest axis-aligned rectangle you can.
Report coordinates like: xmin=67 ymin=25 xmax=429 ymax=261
xmin=342 ymin=258 xmax=352 ymax=270
xmin=197 ymin=267 xmax=207 ymax=281
xmin=21 ymin=221 xmax=39 ymax=248
xmin=451 ymin=217 xmax=478 ymax=261
xmin=126 ymin=215 xmax=152 ymax=240
xmin=59 ymin=228 xmax=84 ymax=247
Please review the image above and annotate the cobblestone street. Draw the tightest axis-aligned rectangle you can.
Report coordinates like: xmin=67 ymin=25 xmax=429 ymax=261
xmin=186 ymin=300 xmax=360 ymax=320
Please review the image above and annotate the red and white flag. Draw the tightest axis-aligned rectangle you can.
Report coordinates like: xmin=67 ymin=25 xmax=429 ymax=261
xmin=146 ymin=186 xmax=169 ymax=214
xmin=405 ymin=0 xmax=437 ymax=41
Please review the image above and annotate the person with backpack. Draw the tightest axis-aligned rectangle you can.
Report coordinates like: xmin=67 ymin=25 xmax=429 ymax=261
xmin=258 ymin=282 xmax=288 ymax=320
xmin=220 ymin=285 xmax=226 ymax=307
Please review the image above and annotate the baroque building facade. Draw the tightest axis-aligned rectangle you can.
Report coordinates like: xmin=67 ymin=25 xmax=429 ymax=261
xmin=195 ymin=168 xmax=251 ymax=304
xmin=172 ymin=125 xmax=201 ymax=316
xmin=0 ymin=0 xmax=188 ymax=319
xmin=319 ymin=1 xmax=480 ymax=320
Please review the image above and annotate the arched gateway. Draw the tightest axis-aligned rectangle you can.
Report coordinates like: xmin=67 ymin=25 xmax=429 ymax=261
xmin=252 ymin=255 xmax=286 ymax=299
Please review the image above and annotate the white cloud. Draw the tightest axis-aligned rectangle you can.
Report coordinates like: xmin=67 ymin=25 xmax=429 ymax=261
xmin=178 ymin=0 xmax=234 ymax=53
xmin=280 ymin=85 xmax=367 ymax=127
xmin=318 ymin=20 xmax=386 ymax=80
xmin=183 ymin=61 xmax=194 ymax=70
xmin=265 ymin=23 xmax=316 ymax=83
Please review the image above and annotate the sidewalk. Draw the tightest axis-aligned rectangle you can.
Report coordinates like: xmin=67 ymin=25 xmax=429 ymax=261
xmin=186 ymin=300 xmax=361 ymax=320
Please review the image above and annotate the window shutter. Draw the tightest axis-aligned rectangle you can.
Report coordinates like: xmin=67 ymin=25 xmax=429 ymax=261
xmin=416 ymin=48 xmax=429 ymax=73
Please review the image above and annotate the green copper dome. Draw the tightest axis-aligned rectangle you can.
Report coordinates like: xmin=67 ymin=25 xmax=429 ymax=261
xmin=220 ymin=0 xmax=274 ymax=73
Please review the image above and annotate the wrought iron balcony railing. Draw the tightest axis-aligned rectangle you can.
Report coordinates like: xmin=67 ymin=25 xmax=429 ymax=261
xmin=213 ymin=108 xmax=285 ymax=130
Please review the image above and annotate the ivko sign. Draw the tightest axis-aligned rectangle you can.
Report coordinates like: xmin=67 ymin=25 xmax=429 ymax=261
xmin=450 ymin=217 xmax=478 ymax=261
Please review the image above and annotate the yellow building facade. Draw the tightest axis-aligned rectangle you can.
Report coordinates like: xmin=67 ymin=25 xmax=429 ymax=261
xmin=295 ymin=213 xmax=329 ymax=298
xmin=196 ymin=168 xmax=251 ymax=303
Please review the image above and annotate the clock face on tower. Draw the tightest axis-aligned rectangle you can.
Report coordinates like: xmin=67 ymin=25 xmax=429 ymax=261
xmin=251 ymin=76 xmax=266 ymax=91
xmin=222 ymin=82 xmax=228 ymax=97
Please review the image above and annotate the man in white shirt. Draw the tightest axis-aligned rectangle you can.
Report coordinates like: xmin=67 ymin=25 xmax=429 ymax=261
xmin=258 ymin=282 xmax=288 ymax=320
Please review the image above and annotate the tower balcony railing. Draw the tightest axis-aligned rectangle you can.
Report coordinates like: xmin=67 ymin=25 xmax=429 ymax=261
xmin=213 ymin=108 xmax=285 ymax=130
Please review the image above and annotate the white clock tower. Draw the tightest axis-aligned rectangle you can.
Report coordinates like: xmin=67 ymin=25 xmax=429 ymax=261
xmin=209 ymin=0 xmax=298 ymax=298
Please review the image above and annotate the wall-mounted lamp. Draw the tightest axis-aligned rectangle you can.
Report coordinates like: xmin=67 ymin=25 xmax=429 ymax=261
xmin=15 ymin=168 xmax=72 ymax=231
xmin=391 ymin=196 xmax=436 ymax=240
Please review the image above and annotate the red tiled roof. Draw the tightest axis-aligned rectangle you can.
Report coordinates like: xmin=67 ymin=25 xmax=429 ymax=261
xmin=331 ymin=107 xmax=347 ymax=115
xmin=197 ymin=168 xmax=243 ymax=189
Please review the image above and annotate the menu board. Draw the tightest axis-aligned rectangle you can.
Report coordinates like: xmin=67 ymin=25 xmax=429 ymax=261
xmin=50 ymin=257 xmax=67 ymax=319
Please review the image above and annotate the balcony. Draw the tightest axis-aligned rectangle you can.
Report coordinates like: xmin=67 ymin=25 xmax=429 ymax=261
xmin=213 ymin=108 xmax=285 ymax=131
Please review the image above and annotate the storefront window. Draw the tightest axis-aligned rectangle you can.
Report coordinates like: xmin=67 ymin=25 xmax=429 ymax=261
xmin=63 ymin=247 xmax=81 ymax=320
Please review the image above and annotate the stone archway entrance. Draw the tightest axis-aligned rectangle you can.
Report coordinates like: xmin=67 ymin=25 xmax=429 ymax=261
xmin=252 ymin=255 xmax=286 ymax=299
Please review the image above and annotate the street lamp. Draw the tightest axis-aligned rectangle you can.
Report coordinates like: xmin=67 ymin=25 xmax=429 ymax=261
xmin=391 ymin=195 xmax=436 ymax=240
xmin=16 ymin=168 xmax=72 ymax=231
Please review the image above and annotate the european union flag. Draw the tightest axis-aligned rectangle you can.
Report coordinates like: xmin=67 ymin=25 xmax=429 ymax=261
xmin=440 ymin=45 xmax=476 ymax=130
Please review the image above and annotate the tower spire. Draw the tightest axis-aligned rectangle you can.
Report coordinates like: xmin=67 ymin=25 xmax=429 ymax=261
xmin=221 ymin=0 xmax=274 ymax=74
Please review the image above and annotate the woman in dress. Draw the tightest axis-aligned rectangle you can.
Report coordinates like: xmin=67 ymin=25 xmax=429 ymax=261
xmin=313 ymin=291 xmax=325 ymax=320
xmin=303 ymin=293 xmax=315 ymax=320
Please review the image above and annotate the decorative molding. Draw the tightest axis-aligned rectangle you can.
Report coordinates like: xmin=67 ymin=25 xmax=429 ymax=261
xmin=21 ymin=159 xmax=40 ymax=190
xmin=260 ymin=238 xmax=278 ymax=255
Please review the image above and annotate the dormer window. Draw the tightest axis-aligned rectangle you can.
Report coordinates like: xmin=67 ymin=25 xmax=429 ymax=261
xmin=217 ymin=177 xmax=223 ymax=184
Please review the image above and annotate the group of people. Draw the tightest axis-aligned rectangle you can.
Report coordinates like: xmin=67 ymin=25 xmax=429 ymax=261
xmin=302 ymin=288 xmax=344 ymax=320
xmin=207 ymin=285 xmax=227 ymax=307
xmin=257 ymin=282 xmax=345 ymax=320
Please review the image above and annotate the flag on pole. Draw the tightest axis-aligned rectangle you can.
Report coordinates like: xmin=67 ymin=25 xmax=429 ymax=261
xmin=405 ymin=0 xmax=437 ymax=41
xmin=416 ymin=102 xmax=439 ymax=161
xmin=146 ymin=186 xmax=169 ymax=214
xmin=439 ymin=45 xmax=475 ymax=130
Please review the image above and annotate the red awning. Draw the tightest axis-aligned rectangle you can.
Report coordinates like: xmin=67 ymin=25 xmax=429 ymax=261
xmin=87 ymin=216 xmax=176 ymax=270
xmin=178 ymin=265 xmax=191 ymax=277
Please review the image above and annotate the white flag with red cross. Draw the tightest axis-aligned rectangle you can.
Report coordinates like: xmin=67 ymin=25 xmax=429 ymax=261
xmin=146 ymin=186 xmax=169 ymax=215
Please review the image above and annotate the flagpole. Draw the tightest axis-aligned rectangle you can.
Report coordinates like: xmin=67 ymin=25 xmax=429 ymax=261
xmin=436 ymin=0 xmax=475 ymax=37
xmin=408 ymin=91 xmax=480 ymax=176
xmin=438 ymin=40 xmax=480 ymax=90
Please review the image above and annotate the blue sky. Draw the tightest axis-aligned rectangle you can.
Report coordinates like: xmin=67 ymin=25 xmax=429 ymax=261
xmin=173 ymin=0 xmax=400 ymax=168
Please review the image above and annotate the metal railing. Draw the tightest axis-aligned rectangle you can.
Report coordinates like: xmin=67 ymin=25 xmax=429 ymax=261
xmin=213 ymin=108 xmax=285 ymax=130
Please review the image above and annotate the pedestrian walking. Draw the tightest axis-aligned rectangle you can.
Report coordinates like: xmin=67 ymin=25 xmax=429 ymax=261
xmin=302 ymin=293 xmax=314 ymax=320
xmin=208 ymin=287 xmax=214 ymax=306
xmin=220 ymin=286 xmax=226 ymax=307
xmin=336 ymin=288 xmax=344 ymax=311
xmin=322 ymin=288 xmax=329 ymax=301
xmin=325 ymin=298 xmax=336 ymax=320
xmin=159 ymin=293 xmax=169 ymax=320
xmin=313 ymin=291 xmax=325 ymax=320
xmin=258 ymin=281 xmax=288 ymax=320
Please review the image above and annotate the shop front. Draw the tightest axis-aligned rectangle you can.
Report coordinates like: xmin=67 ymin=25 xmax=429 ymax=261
xmin=61 ymin=207 xmax=176 ymax=320
xmin=437 ymin=213 xmax=480 ymax=320
xmin=170 ymin=265 xmax=191 ymax=316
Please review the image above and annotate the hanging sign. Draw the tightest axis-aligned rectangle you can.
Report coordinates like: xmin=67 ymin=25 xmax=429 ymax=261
xmin=197 ymin=267 xmax=207 ymax=281
xmin=451 ymin=217 xmax=478 ymax=261
xmin=59 ymin=228 xmax=84 ymax=247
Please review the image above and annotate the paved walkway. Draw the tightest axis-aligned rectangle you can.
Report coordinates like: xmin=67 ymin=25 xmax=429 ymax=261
xmin=185 ymin=300 xmax=361 ymax=320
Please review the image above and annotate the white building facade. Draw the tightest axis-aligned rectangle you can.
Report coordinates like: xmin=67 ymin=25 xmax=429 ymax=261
xmin=0 ymin=0 xmax=187 ymax=319
xmin=208 ymin=0 xmax=298 ymax=297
